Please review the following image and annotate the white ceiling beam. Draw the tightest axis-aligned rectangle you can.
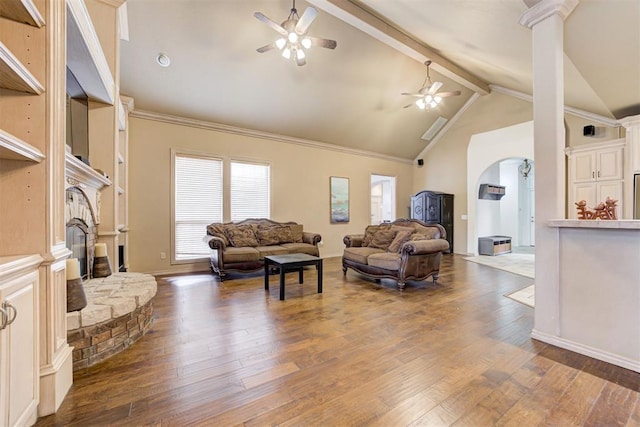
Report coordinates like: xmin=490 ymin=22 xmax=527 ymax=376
xmin=307 ymin=0 xmax=491 ymax=95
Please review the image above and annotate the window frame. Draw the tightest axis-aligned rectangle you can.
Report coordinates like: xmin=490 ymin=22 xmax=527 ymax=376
xmin=171 ymin=149 xmax=223 ymax=264
xmin=171 ymin=151 xmax=272 ymax=264
xmin=229 ymin=159 xmax=271 ymax=221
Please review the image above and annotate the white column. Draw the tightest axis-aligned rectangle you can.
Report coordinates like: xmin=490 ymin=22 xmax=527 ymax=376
xmin=520 ymin=0 xmax=578 ymax=337
xmin=620 ymin=114 xmax=640 ymax=219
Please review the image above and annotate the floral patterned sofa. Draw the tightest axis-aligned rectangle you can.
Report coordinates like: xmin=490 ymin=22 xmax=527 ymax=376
xmin=342 ymin=219 xmax=449 ymax=290
xmin=205 ymin=218 xmax=321 ymax=280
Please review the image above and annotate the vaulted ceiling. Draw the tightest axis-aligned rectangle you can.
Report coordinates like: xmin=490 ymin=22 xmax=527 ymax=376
xmin=119 ymin=0 xmax=640 ymax=160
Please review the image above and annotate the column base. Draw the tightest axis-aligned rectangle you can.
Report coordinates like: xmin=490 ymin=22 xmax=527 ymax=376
xmin=38 ymin=344 xmax=73 ymax=416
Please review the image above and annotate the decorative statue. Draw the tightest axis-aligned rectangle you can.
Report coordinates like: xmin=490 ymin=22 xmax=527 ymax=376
xmin=575 ymin=197 xmax=618 ymax=220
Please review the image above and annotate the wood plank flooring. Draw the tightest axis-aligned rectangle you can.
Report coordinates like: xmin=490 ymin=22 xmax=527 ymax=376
xmin=36 ymin=255 xmax=640 ymax=426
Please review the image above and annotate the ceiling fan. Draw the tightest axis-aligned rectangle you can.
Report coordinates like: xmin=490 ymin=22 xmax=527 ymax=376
xmin=402 ymin=60 xmax=461 ymax=110
xmin=254 ymin=0 xmax=337 ymax=66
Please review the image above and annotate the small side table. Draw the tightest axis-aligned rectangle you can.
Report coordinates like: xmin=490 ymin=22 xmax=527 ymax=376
xmin=264 ymin=254 xmax=323 ymax=300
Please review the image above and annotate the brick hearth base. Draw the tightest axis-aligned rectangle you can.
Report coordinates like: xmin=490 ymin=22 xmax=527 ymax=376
xmin=67 ymin=273 xmax=157 ymax=371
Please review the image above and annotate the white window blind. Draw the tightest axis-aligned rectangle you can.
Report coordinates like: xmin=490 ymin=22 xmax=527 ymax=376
xmin=231 ymin=161 xmax=270 ymax=221
xmin=174 ymin=154 xmax=223 ymax=260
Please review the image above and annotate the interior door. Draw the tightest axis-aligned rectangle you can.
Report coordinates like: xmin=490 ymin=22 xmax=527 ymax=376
xmin=370 ymin=175 xmax=396 ymax=224
xmin=529 ymin=188 xmax=535 ymax=246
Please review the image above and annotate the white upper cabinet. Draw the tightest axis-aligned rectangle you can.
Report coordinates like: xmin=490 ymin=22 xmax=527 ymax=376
xmin=567 ymin=139 xmax=624 ymax=183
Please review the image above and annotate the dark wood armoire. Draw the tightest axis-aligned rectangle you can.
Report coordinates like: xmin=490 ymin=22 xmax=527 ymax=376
xmin=410 ymin=191 xmax=454 ymax=253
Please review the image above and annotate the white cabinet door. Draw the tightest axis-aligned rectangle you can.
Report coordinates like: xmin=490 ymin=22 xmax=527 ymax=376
xmin=570 ymin=182 xmax=598 ymax=219
xmin=0 ymin=270 xmax=39 ymax=427
xmin=597 ymin=148 xmax=623 ymax=181
xmin=571 ymin=151 xmax=597 ymax=182
xmin=598 ymin=181 xmax=623 ymax=215
xmin=570 ymin=181 xmax=623 ymax=219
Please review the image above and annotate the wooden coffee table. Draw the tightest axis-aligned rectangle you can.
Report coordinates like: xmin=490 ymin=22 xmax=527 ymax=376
xmin=264 ymin=254 xmax=323 ymax=300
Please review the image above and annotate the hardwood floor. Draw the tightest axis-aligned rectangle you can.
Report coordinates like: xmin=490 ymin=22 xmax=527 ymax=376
xmin=36 ymin=255 xmax=640 ymax=426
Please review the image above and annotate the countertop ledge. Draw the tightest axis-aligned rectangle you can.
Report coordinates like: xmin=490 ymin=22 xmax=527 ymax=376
xmin=548 ymin=219 xmax=640 ymax=229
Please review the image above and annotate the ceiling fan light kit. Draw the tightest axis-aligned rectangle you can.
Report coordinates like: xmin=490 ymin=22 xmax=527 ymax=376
xmin=254 ymin=0 xmax=337 ymax=66
xmin=402 ymin=60 xmax=461 ymax=111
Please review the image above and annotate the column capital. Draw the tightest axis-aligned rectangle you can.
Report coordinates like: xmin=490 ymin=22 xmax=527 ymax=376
xmin=519 ymin=0 xmax=579 ymax=28
xmin=619 ymin=114 xmax=640 ymax=129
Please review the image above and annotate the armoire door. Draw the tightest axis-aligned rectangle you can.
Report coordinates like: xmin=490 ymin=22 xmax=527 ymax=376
xmin=424 ymin=193 xmax=441 ymax=222
xmin=411 ymin=195 xmax=425 ymax=221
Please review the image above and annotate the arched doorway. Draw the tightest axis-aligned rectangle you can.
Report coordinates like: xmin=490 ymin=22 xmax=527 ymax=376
xmin=467 ymin=121 xmax=534 ymax=255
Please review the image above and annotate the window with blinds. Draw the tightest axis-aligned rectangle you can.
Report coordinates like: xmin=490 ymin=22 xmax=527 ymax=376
xmin=174 ymin=154 xmax=223 ymax=261
xmin=230 ymin=161 xmax=270 ymax=221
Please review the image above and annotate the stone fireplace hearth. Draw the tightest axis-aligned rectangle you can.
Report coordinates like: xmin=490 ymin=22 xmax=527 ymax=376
xmin=67 ymin=273 xmax=156 ymax=370
xmin=65 ymin=153 xmax=156 ymax=370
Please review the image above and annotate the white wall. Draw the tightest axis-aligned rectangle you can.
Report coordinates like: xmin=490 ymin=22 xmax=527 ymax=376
xmin=467 ymin=121 xmax=534 ymax=255
xmin=499 ymin=161 xmax=520 ymax=245
xmin=476 ymin=164 xmax=501 ymax=239
xmin=128 ymin=115 xmax=414 ymax=274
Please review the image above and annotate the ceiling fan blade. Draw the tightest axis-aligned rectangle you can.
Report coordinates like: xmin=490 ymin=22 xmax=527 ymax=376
xmin=296 ymin=55 xmax=307 ymax=66
xmin=427 ymin=81 xmax=443 ymax=95
xmin=306 ymin=36 xmax=337 ymax=49
xmin=254 ymin=12 xmax=288 ymax=36
xmin=401 ymin=92 xmax=423 ymax=98
xmin=403 ymin=103 xmax=415 ymax=109
xmin=436 ymin=90 xmax=462 ymax=99
xmin=256 ymin=42 xmax=277 ymax=53
xmin=296 ymin=7 xmax=318 ymax=34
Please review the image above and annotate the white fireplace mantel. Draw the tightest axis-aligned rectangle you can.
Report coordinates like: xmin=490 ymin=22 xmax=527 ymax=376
xmin=65 ymin=152 xmax=111 ymax=224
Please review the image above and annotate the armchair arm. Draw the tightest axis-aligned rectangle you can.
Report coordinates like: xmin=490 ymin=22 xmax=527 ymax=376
xmin=302 ymin=232 xmax=322 ymax=246
xmin=206 ymin=235 xmax=227 ymax=251
xmin=401 ymin=238 xmax=449 ymax=255
xmin=343 ymin=234 xmax=365 ymax=248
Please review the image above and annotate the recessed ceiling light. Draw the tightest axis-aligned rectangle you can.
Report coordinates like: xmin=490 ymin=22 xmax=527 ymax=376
xmin=156 ymin=53 xmax=171 ymax=67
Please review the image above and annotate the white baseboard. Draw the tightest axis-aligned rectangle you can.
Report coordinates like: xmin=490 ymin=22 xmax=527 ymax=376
xmin=39 ymin=344 xmax=73 ymax=416
xmin=531 ymin=329 xmax=640 ymax=373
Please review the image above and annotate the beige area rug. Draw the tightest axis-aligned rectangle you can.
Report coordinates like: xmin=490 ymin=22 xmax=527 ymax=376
xmin=505 ymin=285 xmax=535 ymax=308
xmin=464 ymin=252 xmax=534 ymax=279
xmin=464 ymin=251 xmax=535 ymax=307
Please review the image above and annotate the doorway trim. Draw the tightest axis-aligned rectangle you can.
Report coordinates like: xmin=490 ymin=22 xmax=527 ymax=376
xmin=467 ymin=121 xmax=534 ymax=255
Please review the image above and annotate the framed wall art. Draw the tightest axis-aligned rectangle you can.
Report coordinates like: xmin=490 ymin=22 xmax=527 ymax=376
xmin=330 ymin=176 xmax=349 ymax=223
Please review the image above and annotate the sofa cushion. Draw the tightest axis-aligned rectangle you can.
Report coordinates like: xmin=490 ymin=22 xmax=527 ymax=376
xmin=409 ymin=226 xmax=441 ymax=240
xmin=255 ymin=245 xmax=289 ymax=258
xmin=367 ymin=229 xmax=397 ymax=251
xmin=368 ymin=253 xmax=402 ymax=271
xmin=280 ymin=242 xmax=319 ymax=256
xmin=225 ymin=224 xmax=259 ymax=247
xmin=343 ymin=247 xmax=384 ymax=264
xmin=223 ymin=247 xmax=260 ymax=263
xmin=256 ymin=225 xmax=294 ymax=246
xmin=363 ymin=224 xmax=390 ymax=246
xmin=206 ymin=223 xmax=231 ymax=246
xmin=288 ymin=224 xmax=304 ymax=243
xmin=409 ymin=228 xmax=440 ymax=241
xmin=387 ymin=230 xmax=413 ymax=253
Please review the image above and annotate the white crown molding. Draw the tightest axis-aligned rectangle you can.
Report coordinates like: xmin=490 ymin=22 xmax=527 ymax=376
xmin=130 ymin=110 xmax=414 ymax=165
xmin=619 ymin=114 xmax=640 ymax=128
xmin=418 ymin=93 xmax=481 ymax=158
xmin=519 ymin=0 xmax=580 ymax=28
xmin=489 ymin=85 xmax=620 ymax=127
